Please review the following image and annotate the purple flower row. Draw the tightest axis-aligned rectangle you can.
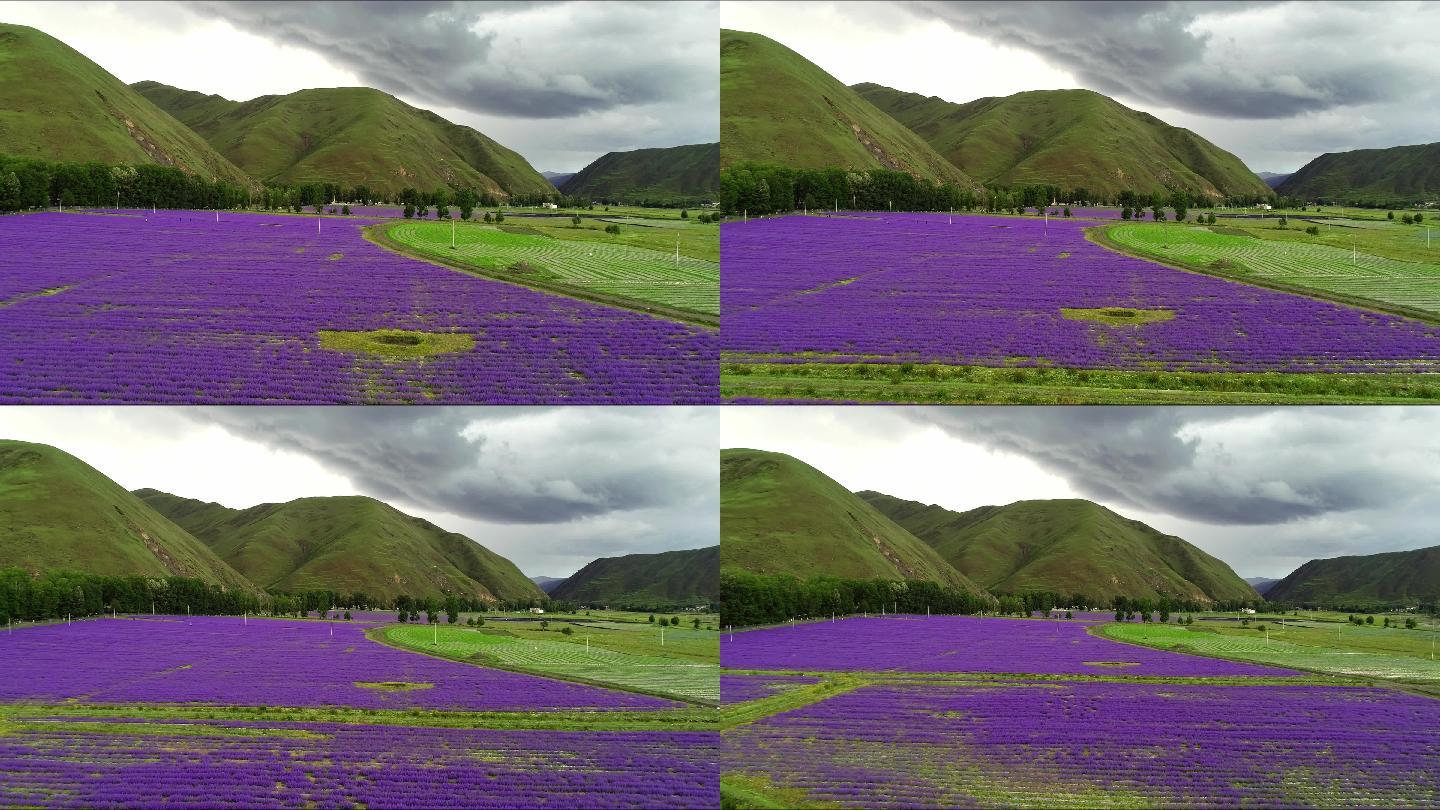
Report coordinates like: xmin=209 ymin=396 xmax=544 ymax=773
xmin=3 ymin=719 xmax=716 ymax=808
xmin=721 ymin=212 xmax=1440 ymax=373
xmin=0 ymin=616 xmax=674 ymax=710
xmin=724 ymin=680 xmax=1440 ymax=807
xmin=721 ymin=615 xmax=1297 ymax=677
xmin=0 ymin=210 xmax=717 ymax=403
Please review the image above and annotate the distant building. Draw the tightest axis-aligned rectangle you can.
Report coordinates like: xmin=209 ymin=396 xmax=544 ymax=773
xmin=542 ymin=202 xmax=559 ymax=209
xmin=1255 ymin=203 xmax=1273 ymax=210
xmin=529 ymin=607 xmax=545 ymax=614
xmin=1240 ymin=608 xmax=1257 ymax=614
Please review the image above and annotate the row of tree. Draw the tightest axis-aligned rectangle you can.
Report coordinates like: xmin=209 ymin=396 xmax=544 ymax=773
xmin=720 ymin=571 xmax=996 ymax=627
xmin=0 ymin=568 xmax=714 ymax=625
xmin=0 ymin=154 xmax=252 ymax=212
xmin=719 ymin=163 xmax=1282 ymax=217
xmin=719 ymin=570 xmax=1271 ymax=628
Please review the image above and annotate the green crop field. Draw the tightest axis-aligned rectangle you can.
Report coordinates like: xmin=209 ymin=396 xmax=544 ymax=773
xmin=382 ymin=623 xmax=719 ymax=704
xmin=380 ymin=218 xmax=719 ymax=320
xmin=1099 ymin=619 xmax=1440 ymax=684
xmin=1106 ymin=221 xmax=1440 ymax=318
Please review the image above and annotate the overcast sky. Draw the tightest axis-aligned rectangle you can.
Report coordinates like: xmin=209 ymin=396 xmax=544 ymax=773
xmin=0 ymin=0 xmax=718 ymax=172
xmin=722 ymin=1 xmax=1439 ymax=173
xmin=2 ymin=406 xmax=718 ymax=578
xmin=722 ymin=407 xmax=1440 ymax=579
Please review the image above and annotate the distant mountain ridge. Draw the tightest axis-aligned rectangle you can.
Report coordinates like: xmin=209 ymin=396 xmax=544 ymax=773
xmin=1256 ymin=172 xmax=1292 ymax=189
xmin=853 ymin=82 xmax=1272 ymax=198
xmin=530 ymin=575 xmax=568 ymax=594
xmin=0 ymin=23 xmax=253 ymax=186
xmin=860 ymin=492 xmax=1257 ymax=603
xmin=131 ymin=80 xmax=553 ymax=197
xmin=560 ymin=143 xmax=719 ymax=201
xmin=1264 ymin=545 xmax=1440 ymax=605
xmin=720 ymin=449 xmax=991 ymax=596
xmin=1245 ymin=577 xmax=1281 ymax=596
xmin=134 ymin=489 xmax=543 ymax=603
xmin=720 ymin=29 xmax=975 ymax=186
xmin=541 ymin=171 xmax=576 ymax=189
xmin=0 ymin=441 xmax=254 ymax=590
xmin=1275 ymin=142 xmax=1440 ymax=201
xmin=549 ymin=546 xmax=718 ymax=606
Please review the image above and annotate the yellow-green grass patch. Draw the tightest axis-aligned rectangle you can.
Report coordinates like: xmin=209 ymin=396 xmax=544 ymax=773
xmin=317 ymin=329 xmax=475 ymax=358
xmin=1061 ymin=307 xmax=1175 ymax=325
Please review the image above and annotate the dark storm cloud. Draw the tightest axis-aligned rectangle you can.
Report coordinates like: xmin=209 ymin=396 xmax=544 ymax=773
xmin=902 ymin=407 xmax=1440 ymax=527
xmin=191 ymin=0 xmax=717 ymax=119
xmin=903 ymin=1 xmax=1418 ymax=119
xmin=183 ymin=407 xmax=717 ymax=526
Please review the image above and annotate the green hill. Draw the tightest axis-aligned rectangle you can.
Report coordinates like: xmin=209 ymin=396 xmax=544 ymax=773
xmin=720 ymin=30 xmax=974 ymax=185
xmin=0 ymin=24 xmax=253 ymax=185
xmin=720 ymin=449 xmax=988 ymax=596
xmin=559 ymin=142 xmax=719 ymax=201
xmin=1275 ymin=142 xmax=1440 ymax=201
xmin=0 ymin=441 xmax=253 ymax=590
xmin=1264 ymin=545 xmax=1440 ymax=605
xmin=548 ymin=546 xmax=718 ymax=606
xmin=859 ymin=492 xmax=1257 ymax=604
xmin=853 ymin=83 xmax=1272 ymax=199
xmin=135 ymin=489 xmax=543 ymax=603
xmin=132 ymin=80 xmax=553 ymax=197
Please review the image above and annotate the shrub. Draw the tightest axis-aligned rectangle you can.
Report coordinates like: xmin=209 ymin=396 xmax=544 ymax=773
xmin=1305 ymin=225 xmax=1320 ymax=235
xmin=605 ymin=224 xmax=621 ymax=235
xmin=561 ymin=626 xmax=573 ymax=635
xmin=341 ymin=205 xmax=351 ymax=216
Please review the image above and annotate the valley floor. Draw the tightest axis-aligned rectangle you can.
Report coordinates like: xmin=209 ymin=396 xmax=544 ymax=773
xmin=719 ymin=614 xmax=1440 ymax=809
xmin=721 ymin=210 xmax=1440 ymax=404
xmin=0 ymin=613 xmax=718 ymax=808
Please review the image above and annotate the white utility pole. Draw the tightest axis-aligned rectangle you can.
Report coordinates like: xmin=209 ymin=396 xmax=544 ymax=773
xmin=452 ymin=218 xmax=456 ymax=248
xmin=675 ymin=237 xmax=680 ymax=267
xmin=660 ymin=625 xmax=665 ymax=646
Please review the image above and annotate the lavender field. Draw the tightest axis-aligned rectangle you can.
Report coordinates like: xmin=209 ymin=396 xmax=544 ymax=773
xmin=721 ymin=212 xmax=1440 ymax=403
xmin=720 ymin=615 xmax=1440 ymax=807
xmin=0 ymin=210 xmax=717 ymax=404
xmin=0 ymin=617 xmax=716 ymax=808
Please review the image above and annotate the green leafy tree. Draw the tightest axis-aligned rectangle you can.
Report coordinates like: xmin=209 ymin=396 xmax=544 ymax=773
xmin=670 ymin=616 xmax=680 ymax=626
xmin=403 ymin=203 xmax=415 ymax=219
xmin=561 ymin=625 xmax=573 ymax=635
xmin=1120 ymin=206 xmax=1132 ymax=221
xmin=647 ymin=614 xmax=655 ymax=623
xmin=571 ymin=215 xmax=582 ymax=227
xmin=0 ymin=172 xmax=19 ymax=212
xmin=1168 ymin=191 xmax=1187 ymax=222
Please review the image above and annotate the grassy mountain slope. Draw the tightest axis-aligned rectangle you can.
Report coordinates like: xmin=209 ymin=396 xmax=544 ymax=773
xmin=854 ymin=83 xmax=1272 ymax=199
xmin=860 ymin=492 xmax=1256 ymax=603
xmin=0 ymin=24 xmax=253 ymax=185
xmin=721 ymin=449 xmax=988 ymax=595
xmin=720 ymin=30 xmax=974 ymax=186
xmin=132 ymin=80 xmax=553 ymax=197
xmin=1275 ymin=142 xmax=1440 ymax=200
xmin=548 ymin=546 xmax=718 ymax=605
xmin=1265 ymin=545 xmax=1440 ymax=605
xmin=559 ymin=142 xmax=719 ymax=200
xmin=135 ymin=489 xmax=542 ymax=602
xmin=0 ymin=441 xmax=253 ymax=589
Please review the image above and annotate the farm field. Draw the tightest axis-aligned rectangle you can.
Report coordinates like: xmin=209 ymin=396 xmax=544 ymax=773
xmin=0 ymin=615 xmax=717 ymax=808
xmin=380 ymin=217 xmax=719 ymax=320
xmin=720 ymin=614 xmax=1440 ymax=808
xmin=0 ymin=210 xmax=717 ymax=404
xmin=1101 ymin=615 xmax=1440 ymax=686
xmin=381 ymin=621 xmax=719 ymax=704
xmin=720 ymin=211 xmax=1440 ymax=403
xmin=1105 ymin=220 xmax=1440 ymax=318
